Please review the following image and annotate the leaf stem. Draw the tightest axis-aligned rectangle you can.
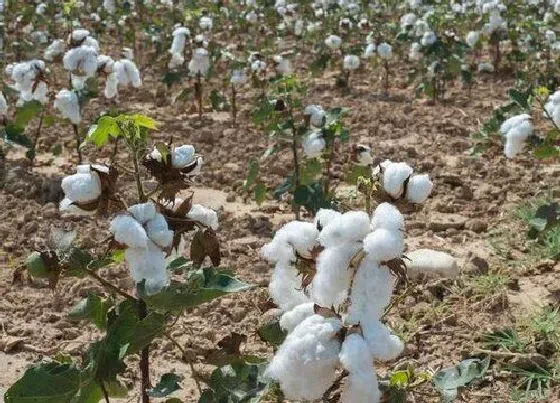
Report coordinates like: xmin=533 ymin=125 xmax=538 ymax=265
xmin=85 ymin=268 xmax=137 ymax=302
xmin=131 ymin=147 xmax=147 ymax=202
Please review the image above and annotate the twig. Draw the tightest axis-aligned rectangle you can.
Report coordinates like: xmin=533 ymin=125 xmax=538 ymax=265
xmin=164 ymin=332 xmax=203 ymax=393
xmin=85 ymin=268 xmax=137 ymax=302
xmin=138 ymin=299 xmax=150 ymax=403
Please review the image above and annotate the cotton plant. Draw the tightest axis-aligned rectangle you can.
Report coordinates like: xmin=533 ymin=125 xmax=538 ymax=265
xmin=168 ymin=26 xmax=190 ymax=70
xmin=10 ymin=113 xmax=250 ymax=403
xmin=262 ymin=203 xmax=413 ymax=402
xmin=188 ymin=47 xmax=211 ymax=118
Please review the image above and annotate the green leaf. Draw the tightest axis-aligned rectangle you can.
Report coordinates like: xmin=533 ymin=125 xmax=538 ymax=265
xmin=508 ymin=87 xmax=532 ymax=109
xmin=244 ymin=159 xmax=259 ymax=190
xmin=433 ymin=357 xmax=490 ymax=402
xmin=300 ymin=159 xmax=322 ymax=186
xmin=3 ymin=125 xmax=33 ymax=148
xmin=26 ymin=252 xmax=49 ymax=278
xmin=346 ymin=164 xmax=372 ymax=185
xmin=148 ymin=373 xmax=182 ymax=398
xmin=14 ymin=100 xmax=42 ymax=129
xmin=69 ymin=295 xmax=112 ymax=330
xmin=533 ymin=144 xmax=560 ymax=159
xmin=167 ymin=256 xmax=190 ymax=271
xmin=145 ymin=268 xmax=252 ymax=314
xmin=129 ymin=114 xmax=159 ymax=130
xmin=4 ymin=361 xmax=81 ymax=403
xmin=389 ymin=369 xmax=412 ymax=388
xmin=252 ymin=99 xmax=275 ymax=125
xmin=88 ymin=116 xmax=119 ymax=147
xmin=254 ymin=183 xmax=267 ymax=205
xmin=257 ymin=319 xmax=286 ymax=346
xmin=210 ymin=89 xmax=230 ymax=111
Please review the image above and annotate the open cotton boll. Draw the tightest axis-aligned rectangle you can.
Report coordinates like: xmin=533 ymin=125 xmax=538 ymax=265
xmin=315 ymin=209 xmax=342 ymax=231
xmin=302 ymin=131 xmax=326 ymax=158
xmin=63 ymin=46 xmax=98 ymax=77
xmin=340 ymin=334 xmax=381 ymax=403
xmin=187 ymin=204 xmax=219 ymax=230
xmin=545 ymin=92 xmax=560 ymax=126
xmin=421 ymin=31 xmax=437 ymax=46
xmin=504 ymin=138 xmax=525 ymax=159
xmin=304 ymin=105 xmax=325 ymax=127
xmin=346 ymin=261 xmax=392 ymax=322
xmin=104 ymin=73 xmax=119 ymax=99
xmin=97 ymin=55 xmax=115 ymax=73
xmin=128 ymin=202 xmax=157 ymax=224
xmin=371 ymin=202 xmax=404 ymax=232
xmin=499 ymin=114 xmax=532 ymax=137
xmin=261 ymin=238 xmax=295 ymax=265
xmin=269 ymin=264 xmax=310 ymax=311
xmin=343 ymin=54 xmax=360 ymax=71
xmin=54 ymin=89 xmax=81 ymax=124
xmin=406 ymin=174 xmax=433 ymax=204
xmin=325 ymin=34 xmax=342 ymax=50
xmin=0 ymin=92 xmax=7 ymax=116
xmin=189 ymin=48 xmax=210 ymax=76
xmin=273 ymin=55 xmax=292 ymax=76
xmin=171 ymin=27 xmax=190 ymax=54
xmin=145 ymin=213 xmax=174 ymax=248
xmin=103 ymin=0 xmax=116 ymax=14
xmin=466 ymin=31 xmax=480 ymax=47
xmin=110 ymin=215 xmax=149 ymax=248
xmin=59 ymin=198 xmax=95 ymax=215
xmin=382 ymin=161 xmax=413 ymax=198
xmin=360 ymin=317 xmax=404 ymax=361
xmin=169 ymin=52 xmax=185 ymax=69
xmin=377 ymin=42 xmax=392 ymax=59
xmin=279 ymin=302 xmax=315 ymax=333
xmin=114 ymin=59 xmax=142 ymax=87
xmin=171 ymin=145 xmax=196 ymax=168
xmin=265 ymin=315 xmax=342 ymax=400
xmin=44 ymin=39 xmax=66 ymax=61
xmin=230 ymin=69 xmax=248 ymax=86
xmin=363 ymin=43 xmax=376 ymax=59
xmin=363 ymin=229 xmax=404 ymax=262
xmin=319 ymin=211 xmax=371 ymax=248
xmin=71 ymin=74 xmax=88 ymax=91
xmin=61 ymin=166 xmax=102 ymax=203
xmin=71 ymin=29 xmax=90 ymax=43
xmin=125 ymin=240 xmax=168 ymax=295
xmin=311 ymin=243 xmax=362 ymax=309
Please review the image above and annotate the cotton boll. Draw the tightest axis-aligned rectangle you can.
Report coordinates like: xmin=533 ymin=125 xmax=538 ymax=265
xmin=319 ymin=211 xmax=371 ymax=248
xmin=279 ymin=302 xmax=315 ymax=332
xmin=104 ymin=73 xmax=118 ymax=99
xmin=54 ymin=89 xmax=81 ymax=124
xmin=171 ymin=145 xmax=196 ymax=168
xmin=311 ymin=243 xmax=362 ymax=309
xmin=63 ymin=46 xmax=98 ymax=77
xmin=251 ymin=60 xmax=267 ymax=73
xmin=377 ymin=42 xmax=392 ymax=59
xmin=261 ymin=237 xmax=295 ymax=265
xmin=346 ymin=261 xmax=392 ymax=322
xmin=304 ymin=105 xmax=325 ymax=127
xmin=168 ymin=52 xmax=185 ymax=69
xmin=360 ymin=317 xmax=404 ymax=361
xmin=125 ymin=240 xmax=168 ymax=294
xmin=339 ymin=334 xmax=381 ymax=403
xmin=315 ymin=209 xmax=342 ymax=231
xmin=97 ymin=55 xmax=115 ymax=73
xmin=504 ymin=138 xmax=525 ymax=158
xmin=199 ymin=16 xmax=213 ymax=30
xmin=499 ymin=114 xmax=532 ymax=136
xmin=363 ymin=43 xmax=376 ymax=59
xmin=104 ymin=0 xmax=116 ymax=14
xmin=110 ymin=215 xmax=149 ymax=248
xmin=265 ymin=314 xmax=342 ymax=400
xmin=59 ymin=197 xmax=95 ymax=215
xmin=188 ymin=48 xmax=210 ymax=76
xmin=273 ymin=55 xmax=292 ymax=76
xmin=187 ymin=204 xmax=219 ymax=230
xmin=363 ymin=229 xmax=404 ymax=262
xmin=303 ymin=131 xmax=326 ymax=158
xmin=0 ymin=92 xmax=7 ymax=116
xmin=71 ymin=29 xmax=90 ymax=43
xmin=230 ymin=69 xmax=248 ymax=86
xmin=406 ymin=174 xmax=433 ymax=203
xmin=114 ymin=59 xmax=142 ymax=87
xmin=269 ymin=263 xmax=310 ymax=310
xmin=71 ymin=74 xmax=88 ymax=91
xmin=371 ymin=203 xmax=404 ymax=232
xmin=466 ymin=31 xmax=480 ymax=47
xmin=171 ymin=26 xmax=190 ymax=54
xmin=382 ymin=161 xmax=413 ymax=198
xmin=266 ymin=221 xmax=319 ymax=261
xmin=61 ymin=168 xmax=102 ymax=203
xmin=325 ymin=34 xmax=342 ymax=50
xmin=44 ymin=39 xmax=66 ymax=61
xmin=421 ymin=31 xmax=437 ymax=46
xmin=128 ymin=202 xmax=157 ymax=224
xmin=343 ymin=54 xmax=360 ymax=71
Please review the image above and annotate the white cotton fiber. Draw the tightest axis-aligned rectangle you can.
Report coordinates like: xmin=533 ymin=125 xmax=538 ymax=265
xmin=187 ymin=204 xmax=219 ymax=230
xmin=499 ymin=114 xmax=532 ymax=136
xmin=346 ymin=261 xmax=392 ymax=322
xmin=339 ymin=334 xmax=381 ymax=403
xmin=261 ymin=221 xmax=319 ymax=264
xmin=171 ymin=145 xmax=196 ymax=168
xmin=269 ymin=264 xmax=310 ymax=311
xmin=125 ymin=240 xmax=168 ymax=294
xmin=382 ymin=162 xmax=413 ymax=198
xmin=311 ymin=243 xmax=362 ymax=309
xmin=302 ymin=131 xmax=326 ymax=158
xmin=406 ymin=174 xmax=433 ymax=204
xmin=363 ymin=228 xmax=404 ymax=262
xmin=61 ymin=169 xmax=101 ymax=203
xmin=145 ymin=213 xmax=173 ymax=248
xmin=370 ymin=203 xmax=404 ymax=232
xmin=360 ymin=316 xmax=404 ymax=361
xmin=279 ymin=302 xmax=315 ymax=333
xmin=319 ymin=211 xmax=371 ymax=248
xmin=265 ymin=314 xmax=342 ymax=400
xmin=261 ymin=237 xmax=295 ymax=265
xmin=110 ymin=215 xmax=149 ymax=248
xmin=315 ymin=209 xmax=342 ymax=230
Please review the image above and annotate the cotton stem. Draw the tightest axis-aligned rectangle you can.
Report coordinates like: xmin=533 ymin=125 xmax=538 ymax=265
xmin=138 ymin=299 xmax=151 ymax=403
xmin=72 ymin=124 xmax=82 ymax=164
xmin=291 ymin=125 xmax=301 ymax=220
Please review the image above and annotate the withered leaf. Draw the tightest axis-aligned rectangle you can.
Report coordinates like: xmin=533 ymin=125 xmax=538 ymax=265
xmin=382 ymin=257 xmax=408 ymax=285
xmin=175 ymin=193 xmax=193 ymax=217
xmin=203 ymin=229 xmax=221 ymax=267
xmin=217 ymin=332 xmax=247 ymax=355
xmin=313 ymin=304 xmax=338 ymax=318
xmin=190 ymin=230 xmax=206 ymax=267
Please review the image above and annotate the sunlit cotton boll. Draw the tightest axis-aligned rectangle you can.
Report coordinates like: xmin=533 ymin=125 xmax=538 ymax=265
xmin=363 ymin=228 xmax=404 ymax=262
xmin=339 ymin=334 xmax=381 ymax=403
xmin=262 ymin=221 xmax=319 ymax=263
xmin=265 ymin=314 xmax=343 ymax=400
xmin=421 ymin=31 xmax=437 ymax=46
xmin=400 ymin=12 xmax=417 ymax=29
xmin=466 ymin=31 xmax=480 ymax=47
xmin=128 ymin=202 xmax=157 ymax=224
xmin=171 ymin=26 xmax=190 ymax=54
xmin=54 ymin=89 xmax=81 ymax=124
xmin=325 ymin=34 xmax=342 ymax=50
xmin=113 ymin=59 xmax=141 ymax=87
xmin=304 ymin=105 xmax=325 ymax=127
xmin=279 ymin=302 xmax=315 ymax=333
xmin=199 ymin=16 xmax=213 ymax=30
xmin=187 ymin=204 xmax=219 ymax=230
xmin=499 ymin=114 xmax=533 ymax=158
xmin=360 ymin=316 xmax=404 ymax=361
xmin=188 ymin=48 xmax=210 ymax=76
xmin=294 ymin=19 xmax=304 ymax=36
xmin=60 ymin=164 xmax=102 ymax=207
xmin=44 ymin=39 xmax=66 ymax=61
xmin=303 ymin=131 xmax=326 ymax=158
xmin=230 ymin=69 xmax=248 ymax=86
xmin=314 ymin=209 xmax=342 ymax=231
xmin=171 ymin=145 xmax=196 ymax=168
xmin=382 ymin=161 xmax=413 ymax=198
xmin=406 ymin=174 xmax=433 ymax=203
xmin=125 ymin=240 xmax=168 ymax=294
xmin=145 ymin=213 xmax=174 ymax=248
xmin=377 ymin=42 xmax=392 ymax=59
xmin=363 ymin=43 xmax=376 ymax=59
xmin=545 ymin=30 xmax=557 ymax=44
xmin=319 ymin=211 xmax=371 ymax=248
xmin=343 ymin=54 xmax=360 ymax=71
xmin=371 ymin=202 xmax=404 ymax=232
xmin=110 ymin=214 xmax=149 ymax=248
xmin=63 ymin=46 xmax=98 ymax=77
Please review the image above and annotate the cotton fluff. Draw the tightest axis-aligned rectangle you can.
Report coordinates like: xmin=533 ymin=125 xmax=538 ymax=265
xmin=273 ymin=55 xmax=292 ymax=76
xmin=145 ymin=213 xmax=174 ymax=248
xmin=54 ymin=89 xmax=81 ymax=124
xmin=545 ymin=91 xmax=560 ymax=126
xmin=339 ymin=334 xmax=381 ymax=403
xmin=363 ymin=43 xmax=376 ymax=59
xmin=355 ymin=144 xmax=373 ymax=165
xmin=103 ymin=0 xmax=116 ymax=14
xmin=114 ymin=59 xmax=142 ymax=87
xmin=104 ymin=73 xmax=119 ymax=98
xmin=0 ymin=92 xmax=7 ymax=116
xmin=44 ymin=39 xmax=66 ymax=61
xmin=314 ymin=209 xmax=341 ymax=231
xmin=302 ymin=131 xmax=326 ymax=158
xmin=304 ymin=104 xmax=325 ymax=127
xmin=63 ymin=46 xmax=98 ymax=77
xmin=466 ymin=31 xmax=480 ymax=47
xmin=60 ymin=164 xmax=102 ymax=206
xmin=499 ymin=114 xmax=533 ymax=158
xmin=360 ymin=316 xmax=404 ymax=361
xmin=370 ymin=202 xmax=404 ymax=232
xmin=128 ymin=202 xmax=157 ymax=223
xmin=319 ymin=211 xmax=371 ymax=248
xmin=110 ymin=214 xmax=150 ymax=248
xmin=421 ymin=31 xmax=437 ymax=46
xmin=325 ymin=34 xmax=342 ymax=50
xmin=377 ymin=42 xmax=392 ymax=59
xmin=171 ymin=145 xmax=196 ymax=168
xmin=171 ymin=26 xmax=190 ymax=54
xmin=279 ymin=302 xmax=315 ymax=333
xmin=187 ymin=204 xmax=219 ymax=230
xmin=251 ymin=60 xmax=267 ymax=74
xmin=188 ymin=48 xmax=210 ymax=76
xmin=406 ymin=174 xmax=433 ymax=203
xmin=343 ymin=54 xmax=360 ymax=71
xmin=199 ymin=16 xmax=213 ymax=30
xmin=362 ymin=228 xmax=404 ymax=263
xmin=125 ymin=240 xmax=168 ymax=294
xmin=265 ymin=314 xmax=342 ymax=400
xmin=168 ymin=52 xmax=185 ymax=69
xmin=382 ymin=161 xmax=413 ymax=198
xmin=10 ymin=60 xmax=47 ymax=102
